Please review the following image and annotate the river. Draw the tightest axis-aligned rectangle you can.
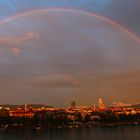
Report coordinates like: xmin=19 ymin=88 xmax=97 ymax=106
xmin=0 ymin=125 xmax=140 ymax=140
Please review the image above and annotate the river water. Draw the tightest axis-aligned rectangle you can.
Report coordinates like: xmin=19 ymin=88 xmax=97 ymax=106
xmin=0 ymin=125 xmax=140 ymax=140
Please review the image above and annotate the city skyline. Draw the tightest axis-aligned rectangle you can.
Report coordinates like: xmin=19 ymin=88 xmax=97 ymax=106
xmin=0 ymin=97 xmax=135 ymax=108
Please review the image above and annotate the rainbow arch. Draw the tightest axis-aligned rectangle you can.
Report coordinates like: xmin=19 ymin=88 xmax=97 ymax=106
xmin=0 ymin=8 xmax=140 ymax=43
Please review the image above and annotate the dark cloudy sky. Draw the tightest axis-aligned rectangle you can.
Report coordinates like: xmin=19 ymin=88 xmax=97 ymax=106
xmin=0 ymin=0 xmax=140 ymax=107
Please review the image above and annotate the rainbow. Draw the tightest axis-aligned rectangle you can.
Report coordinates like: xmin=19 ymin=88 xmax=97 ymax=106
xmin=0 ymin=8 xmax=140 ymax=43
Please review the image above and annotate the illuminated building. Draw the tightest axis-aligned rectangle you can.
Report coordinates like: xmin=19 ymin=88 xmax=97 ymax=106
xmin=98 ymin=98 xmax=106 ymax=109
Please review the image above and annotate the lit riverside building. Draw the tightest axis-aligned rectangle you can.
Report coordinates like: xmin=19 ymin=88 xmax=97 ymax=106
xmin=98 ymin=98 xmax=106 ymax=110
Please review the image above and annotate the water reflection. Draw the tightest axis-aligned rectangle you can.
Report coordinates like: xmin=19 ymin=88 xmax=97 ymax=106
xmin=0 ymin=125 xmax=140 ymax=140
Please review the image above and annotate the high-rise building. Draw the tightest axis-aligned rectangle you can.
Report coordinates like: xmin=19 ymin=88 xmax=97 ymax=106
xmin=25 ymin=104 xmax=27 ymax=111
xmin=93 ymin=104 xmax=96 ymax=110
xmin=98 ymin=98 xmax=106 ymax=109
xmin=71 ymin=101 xmax=76 ymax=109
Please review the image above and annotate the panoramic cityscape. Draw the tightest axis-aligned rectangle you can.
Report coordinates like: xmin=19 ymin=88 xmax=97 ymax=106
xmin=0 ymin=0 xmax=140 ymax=140
xmin=0 ymin=98 xmax=140 ymax=130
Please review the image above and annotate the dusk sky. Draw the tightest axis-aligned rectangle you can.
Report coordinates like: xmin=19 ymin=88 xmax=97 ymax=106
xmin=0 ymin=0 xmax=140 ymax=107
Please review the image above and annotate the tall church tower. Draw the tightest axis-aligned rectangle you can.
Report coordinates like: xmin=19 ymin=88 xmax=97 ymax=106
xmin=98 ymin=98 xmax=106 ymax=109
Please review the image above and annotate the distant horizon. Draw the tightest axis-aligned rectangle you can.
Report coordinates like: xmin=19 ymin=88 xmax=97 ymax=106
xmin=0 ymin=98 xmax=138 ymax=108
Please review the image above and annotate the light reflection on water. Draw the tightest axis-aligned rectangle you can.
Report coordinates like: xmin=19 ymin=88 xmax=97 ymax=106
xmin=0 ymin=125 xmax=140 ymax=140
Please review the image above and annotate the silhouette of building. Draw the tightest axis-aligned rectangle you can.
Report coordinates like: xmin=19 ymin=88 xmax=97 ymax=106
xmin=71 ymin=101 xmax=76 ymax=109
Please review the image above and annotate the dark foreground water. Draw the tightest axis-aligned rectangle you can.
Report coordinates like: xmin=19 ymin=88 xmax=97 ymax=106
xmin=0 ymin=125 xmax=140 ymax=140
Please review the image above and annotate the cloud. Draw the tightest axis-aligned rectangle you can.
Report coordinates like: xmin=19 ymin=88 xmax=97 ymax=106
xmin=112 ymin=101 xmax=132 ymax=107
xmin=10 ymin=47 xmax=22 ymax=56
xmin=0 ymin=32 xmax=39 ymax=46
xmin=22 ymin=32 xmax=40 ymax=42
xmin=0 ymin=32 xmax=40 ymax=55
xmin=28 ymin=74 xmax=82 ymax=88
